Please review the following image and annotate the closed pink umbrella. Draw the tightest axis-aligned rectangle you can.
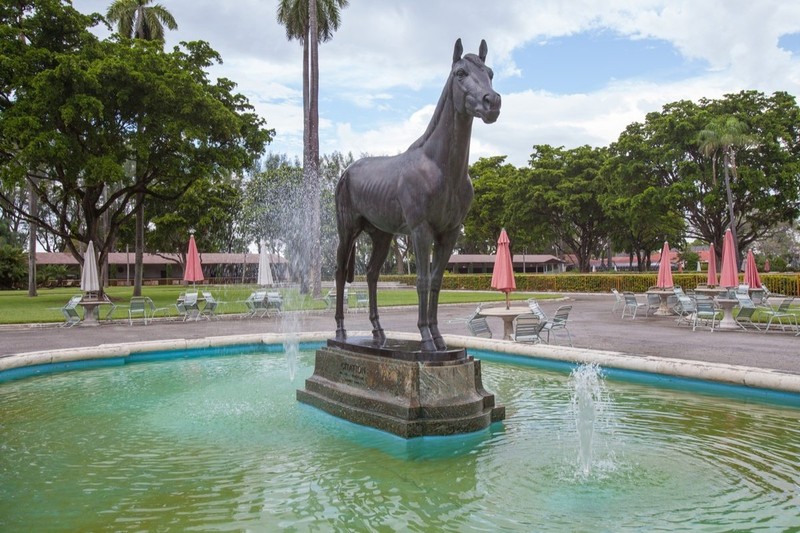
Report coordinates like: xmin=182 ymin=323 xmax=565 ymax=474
xmin=490 ymin=228 xmax=516 ymax=309
xmin=706 ymin=243 xmax=718 ymax=286
xmin=183 ymin=233 xmax=204 ymax=285
xmin=655 ymin=241 xmax=673 ymax=288
xmin=719 ymin=229 xmax=738 ymax=288
xmin=764 ymin=258 xmax=770 ymax=273
xmin=743 ymin=249 xmax=762 ymax=289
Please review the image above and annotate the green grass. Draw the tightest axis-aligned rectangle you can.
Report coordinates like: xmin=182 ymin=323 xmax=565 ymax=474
xmin=0 ymin=286 xmax=556 ymax=325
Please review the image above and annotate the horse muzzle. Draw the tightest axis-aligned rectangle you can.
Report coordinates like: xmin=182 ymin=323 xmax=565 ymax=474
xmin=478 ymin=92 xmax=501 ymax=124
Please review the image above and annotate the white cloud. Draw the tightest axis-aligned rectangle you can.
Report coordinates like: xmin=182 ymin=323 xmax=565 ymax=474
xmin=73 ymin=0 xmax=800 ymax=168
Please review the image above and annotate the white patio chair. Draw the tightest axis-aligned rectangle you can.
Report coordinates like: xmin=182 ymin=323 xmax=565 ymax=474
xmin=734 ymin=305 xmax=761 ymax=331
xmin=692 ymin=300 xmax=720 ymax=331
xmin=128 ymin=296 xmax=149 ymax=325
xmin=645 ymin=293 xmax=661 ymax=317
xmin=60 ymin=295 xmax=83 ymax=328
xmin=611 ymin=288 xmax=624 ymax=314
xmin=762 ymin=296 xmax=798 ymax=333
xmin=200 ymin=292 xmax=219 ymax=320
xmin=674 ymin=296 xmax=696 ymax=327
xmin=621 ymin=292 xmax=646 ymax=320
xmin=512 ymin=313 xmax=546 ymax=344
xmin=466 ymin=315 xmax=493 ymax=338
xmin=542 ymin=305 xmax=573 ymax=346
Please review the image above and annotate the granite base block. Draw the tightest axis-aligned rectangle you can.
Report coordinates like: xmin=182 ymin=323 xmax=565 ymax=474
xmin=296 ymin=338 xmax=505 ymax=438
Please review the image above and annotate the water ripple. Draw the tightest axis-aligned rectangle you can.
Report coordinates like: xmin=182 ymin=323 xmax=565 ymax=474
xmin=1 ymin=352 xmax=799 ymax=531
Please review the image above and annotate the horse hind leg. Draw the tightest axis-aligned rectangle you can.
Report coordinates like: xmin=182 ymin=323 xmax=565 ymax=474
xmin=335 ymin=227 xmax=360 ymax=341
xmin=364 ymin=228 xmax=393 ymax=345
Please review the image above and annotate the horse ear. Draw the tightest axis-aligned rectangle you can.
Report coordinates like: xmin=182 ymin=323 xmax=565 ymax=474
xmin=479 ymin=39 xmax=488 ymax=63
xmin=453 ymin=38 xmax=463 ymax=64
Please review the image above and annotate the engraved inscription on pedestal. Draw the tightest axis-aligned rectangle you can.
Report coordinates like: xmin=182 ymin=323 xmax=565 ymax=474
xmin=339 ymin=361 xmax=367 ymax=387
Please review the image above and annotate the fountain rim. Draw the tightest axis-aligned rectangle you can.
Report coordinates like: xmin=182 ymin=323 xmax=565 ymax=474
xmin=2 ymin=330 xmax=800 ymax=397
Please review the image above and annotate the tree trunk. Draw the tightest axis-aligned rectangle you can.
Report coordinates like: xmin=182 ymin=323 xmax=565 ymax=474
xmin=722 ymin=151 xmax=740 ymax=270
xmin=307 ymin=0 xmax=321 ymax=297
xmin=27 ymin=181 xmax=37 ymax=297
xmin=134 ymin=192 xmax=144 ymax=296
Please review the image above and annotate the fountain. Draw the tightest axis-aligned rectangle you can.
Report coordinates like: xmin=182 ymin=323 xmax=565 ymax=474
xmin=569 ymin=363 xmax=608 ymax=478
xmin=2 ymin=345 xmax=800 ymax=531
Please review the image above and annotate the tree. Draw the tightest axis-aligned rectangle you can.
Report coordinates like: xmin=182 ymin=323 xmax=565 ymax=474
xmin=513 ymin=145 xmax=611 ymax=272
xmin=697 ymin=116 xmax=755 ymax=269
xmin=276 ymin=0 xmax=348 ymax=295
xmin=106 ymin=0 xmax=178 ymax=296
xmin=0 ymin=5 xmax=272 ymax=296
xmin=106 ymin=0 xmax=177 ymax=40
xmin=463 ymin=156 xmax=525 ymax=254
xmin=604 ymin=122 xmax=685 ymax=271
xmin=618 ymin=92 xmax=800 ymax=268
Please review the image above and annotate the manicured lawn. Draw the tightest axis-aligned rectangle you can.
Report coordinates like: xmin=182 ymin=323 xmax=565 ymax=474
xmin=0 ymin=285 xmax=555 ymax=325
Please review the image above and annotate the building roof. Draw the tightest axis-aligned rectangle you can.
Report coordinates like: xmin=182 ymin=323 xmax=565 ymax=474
xmin=448 ymin=254 xmax=564 ymax=265
xmin=36 ymin=252 xmax=285 ymax=266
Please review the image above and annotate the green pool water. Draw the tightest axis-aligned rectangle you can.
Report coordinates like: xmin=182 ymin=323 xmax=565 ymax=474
xmin=1 ymin=349 xmax=799 ymax=531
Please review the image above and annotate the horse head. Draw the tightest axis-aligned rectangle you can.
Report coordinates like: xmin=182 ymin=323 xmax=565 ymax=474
xmin=451 ymin=38 xmax=501 ymax=124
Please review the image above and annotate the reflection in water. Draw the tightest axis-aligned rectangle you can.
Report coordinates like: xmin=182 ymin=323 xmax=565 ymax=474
xmin=1 ymin=350 xmax=800 ymax=531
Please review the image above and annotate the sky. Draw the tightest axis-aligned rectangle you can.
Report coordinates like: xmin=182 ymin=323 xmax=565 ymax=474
xmin=73 ymin=0 xmax=800 ymax=167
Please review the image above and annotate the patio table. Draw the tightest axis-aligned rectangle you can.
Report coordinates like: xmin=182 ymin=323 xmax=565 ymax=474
xmin=714 ymin=297 xmax=740 ymax=330
xmin=478 ymin=306 xmax=531 ymax=340
xmin=645 ymin=288 xmax=676 ymax=316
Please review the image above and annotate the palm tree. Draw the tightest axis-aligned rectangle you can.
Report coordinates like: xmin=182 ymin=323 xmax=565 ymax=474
xmin=276 ymin=0 xmax=348 ymax=296
xmin=697 ymin=117 xmax=755 ymax=269
xmin=106 ymin=0 xmax=177 ymax=296
xmin=106 ymin=0 xmax=177 ymax=40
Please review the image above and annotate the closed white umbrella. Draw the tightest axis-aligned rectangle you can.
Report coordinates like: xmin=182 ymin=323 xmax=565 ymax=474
xmin=257 ymin=240 xmax=274 ymax=287
xmin=80 ymin=240 xmax=100 ymax=296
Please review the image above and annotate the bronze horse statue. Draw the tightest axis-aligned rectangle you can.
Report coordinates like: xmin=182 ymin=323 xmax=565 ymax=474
xmin=334 ymin=38 xmax=501 ymax=352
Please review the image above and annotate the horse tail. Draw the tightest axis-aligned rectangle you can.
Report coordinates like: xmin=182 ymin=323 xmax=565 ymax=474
xmin=346 ymin=245 xmax=356 ymax=284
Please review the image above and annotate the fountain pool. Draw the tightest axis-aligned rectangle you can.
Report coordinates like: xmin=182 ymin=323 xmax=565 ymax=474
xmin=2 ymin=344 xmax=799 ymax=531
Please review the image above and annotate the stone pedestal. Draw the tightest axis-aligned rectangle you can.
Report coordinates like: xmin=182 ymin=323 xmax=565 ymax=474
xmin=296 ymin=337 xmax=505 ymax=438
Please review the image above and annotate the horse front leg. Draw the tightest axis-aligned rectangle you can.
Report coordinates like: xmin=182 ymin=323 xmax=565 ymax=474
xmin=412 ymin=227 xmax=436 ymax=351
xmin=365 ymin=230 xmax=393 ymax=345
xmin=428 ymin=229 xmax=461 ymax=351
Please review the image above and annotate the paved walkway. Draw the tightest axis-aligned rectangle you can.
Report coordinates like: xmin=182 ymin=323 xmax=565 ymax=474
xmin=2 ymin=293 xmax=798 ymax=375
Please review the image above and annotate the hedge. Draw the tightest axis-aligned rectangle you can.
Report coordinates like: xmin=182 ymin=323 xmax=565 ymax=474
xmin=368 ymin=273 xmax=800 ymax=296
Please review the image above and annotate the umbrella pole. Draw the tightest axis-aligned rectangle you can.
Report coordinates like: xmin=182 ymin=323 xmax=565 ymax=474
xmin=506 ymin=292 xmax=510 ymax=309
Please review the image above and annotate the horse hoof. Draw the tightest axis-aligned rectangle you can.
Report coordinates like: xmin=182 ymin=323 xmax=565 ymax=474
xmin=433 ymin=337 xmax=447 ymax=351
xmin=335 ymin=329 xmax=347 ymax=341
xmin=372 ymin=329 xmax=386 ymax=344
xmin=420 ymin=338 xmax=437 ymax=352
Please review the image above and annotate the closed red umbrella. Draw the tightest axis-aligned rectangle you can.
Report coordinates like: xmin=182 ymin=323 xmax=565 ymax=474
xmin=706 ymin=243 xmax=718 ymax=286
xmin=719 ymin=229 xmax=738 ymax=288
xmin=655 ymin=241 xmax=673 ymax=289
xmin=183 ymin=234 xmax=204 ymax=285
xmin=490 ymin=228 xmax=516 ymax=309
xmin=743 ymin=249 xmax=762 ymax=289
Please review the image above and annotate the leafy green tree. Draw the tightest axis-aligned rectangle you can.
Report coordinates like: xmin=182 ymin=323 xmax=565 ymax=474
xmin=0 ymin=4 xmax=272 ymax=296
xmin=511 ymin=145 xmax=611 ymax=272
xmin=276 ymin=0 xmax=348 ymax=295
xmin=0 ymin=244 xmax=27 ymax=289
xmin=463 ymin=156 xmax=521 ymax=254
xmin=106 ymin=0 xmax=178 ymax=295
xmin=615 ymin=92 xmax=800 ymax=268
xmin=604 ymin=122 xmax=685 ymax=271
